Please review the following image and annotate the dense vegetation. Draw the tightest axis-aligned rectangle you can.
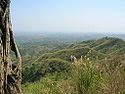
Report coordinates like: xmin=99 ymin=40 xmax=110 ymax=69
xmin=14 ymin=34 xmax=125 ymax=94
xmin=22 ymin=53 xmax=125 ymax=94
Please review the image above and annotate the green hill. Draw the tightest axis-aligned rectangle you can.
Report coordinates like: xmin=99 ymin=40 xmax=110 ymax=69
xmin=23 ymin=58 xmax=71 ymax=82
xmin=36 ymin=47 xmax=105 ymax=62
xmin=69 ymin=37 xmax=125 ymax=54
xmin=22 ymin=47 xmax=105 ymax=82
xmin=22 ymin=37 xmax=125 ymax=83
xmin=90 ymin=37 xmax=125 ymax=54
xmin=22 ymin=54 xmax=125 ymax=94
xmin=21 ymin=37 xmax=125 ymax=93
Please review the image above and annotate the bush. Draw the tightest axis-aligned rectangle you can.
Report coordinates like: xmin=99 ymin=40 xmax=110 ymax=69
xmin=72 ymin=57 xmax=102 ymax=94
xmin=23 ymin=58 xmax=71 ymax=82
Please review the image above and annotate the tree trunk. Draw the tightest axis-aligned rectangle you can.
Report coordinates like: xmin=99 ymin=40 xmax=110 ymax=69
xmin=0 ymin=0 xmax=22 ymax=94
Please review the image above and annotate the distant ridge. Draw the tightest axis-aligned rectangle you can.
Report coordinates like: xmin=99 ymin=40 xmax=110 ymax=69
xmin=15 ymin=32 xmax=125 ymax=44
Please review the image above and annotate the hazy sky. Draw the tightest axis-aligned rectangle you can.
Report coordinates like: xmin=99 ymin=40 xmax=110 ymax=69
xmin=11 ymin=0 xmax=125 ymax=33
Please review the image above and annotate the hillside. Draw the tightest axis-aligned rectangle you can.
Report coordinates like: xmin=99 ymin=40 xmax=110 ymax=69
xmin=22 ymin=53 xmax=125 ymax=94
xmin=67 ymin=37 xmax=125 ymax=55
xmin=36 ymin=47 xmax=105 ymax=62
xmin=19 ymin=36 xmax=125 ymax=94
xmin=21 ymin=37 xmax=125 ymax=83
xmin=16 ymin=36 xmax=125 ymax=69
xmin=90 ymin=37 xmax=125 ymax=54
xmin=22 ymin=47 xmax=105 ymax=82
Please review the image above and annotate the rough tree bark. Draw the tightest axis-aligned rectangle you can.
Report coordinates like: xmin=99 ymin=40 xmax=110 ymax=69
xmin=0 ymin=0 xmax=22 ymax=94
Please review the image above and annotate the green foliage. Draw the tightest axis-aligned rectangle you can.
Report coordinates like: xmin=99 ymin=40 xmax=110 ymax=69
xmin=19 ymin=37 xmax=125 ymax=93
xmin=71 ymin=58 xmax=103 ymax=94
xmin=22 ymin=73 xmax=76 ymax=94
xmin=23 ymin=58 xmax=71 ymax=82
xmin=97 ymin=55 xmax=125 ymax=94
xmin=22 ymin=55 xmax=125 ymax=94
xmin=89 ymin=37 xmax=125 ymax=54
xmin=67 ymin=37 xmax=125 ymax=55
xmin=20 ymin=37 xmax=125 ymax=69
xmin=37 ymin=47 xmax=104 ymax=62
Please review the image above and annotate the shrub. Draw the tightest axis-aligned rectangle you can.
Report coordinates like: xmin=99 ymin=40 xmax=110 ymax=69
xmin=72 ymin=56 xmax=102 ymax=94
xmin=23 ymin=58 xmax=71 ymax=82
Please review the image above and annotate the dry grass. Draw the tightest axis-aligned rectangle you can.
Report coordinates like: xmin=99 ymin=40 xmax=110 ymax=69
xmin=71 ymin=51 xmax=125 ymax=94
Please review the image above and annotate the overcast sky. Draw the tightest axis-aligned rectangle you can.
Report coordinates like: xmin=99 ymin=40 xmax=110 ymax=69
xmin=11 ymin=0 xmax=125 ymax=33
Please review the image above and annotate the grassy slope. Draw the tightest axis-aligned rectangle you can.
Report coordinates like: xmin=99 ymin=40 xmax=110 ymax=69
xmin=22 ymin=47 xmax=105 ymax=82
xmin=22 ymin=55 xmax=125 ymax=94
xmin=22 ymin=37 xmax=125 ymax=93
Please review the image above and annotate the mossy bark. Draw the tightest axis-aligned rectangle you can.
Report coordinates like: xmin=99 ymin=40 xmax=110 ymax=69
xmin=0 ymin=0 xmax=22 ymax=94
